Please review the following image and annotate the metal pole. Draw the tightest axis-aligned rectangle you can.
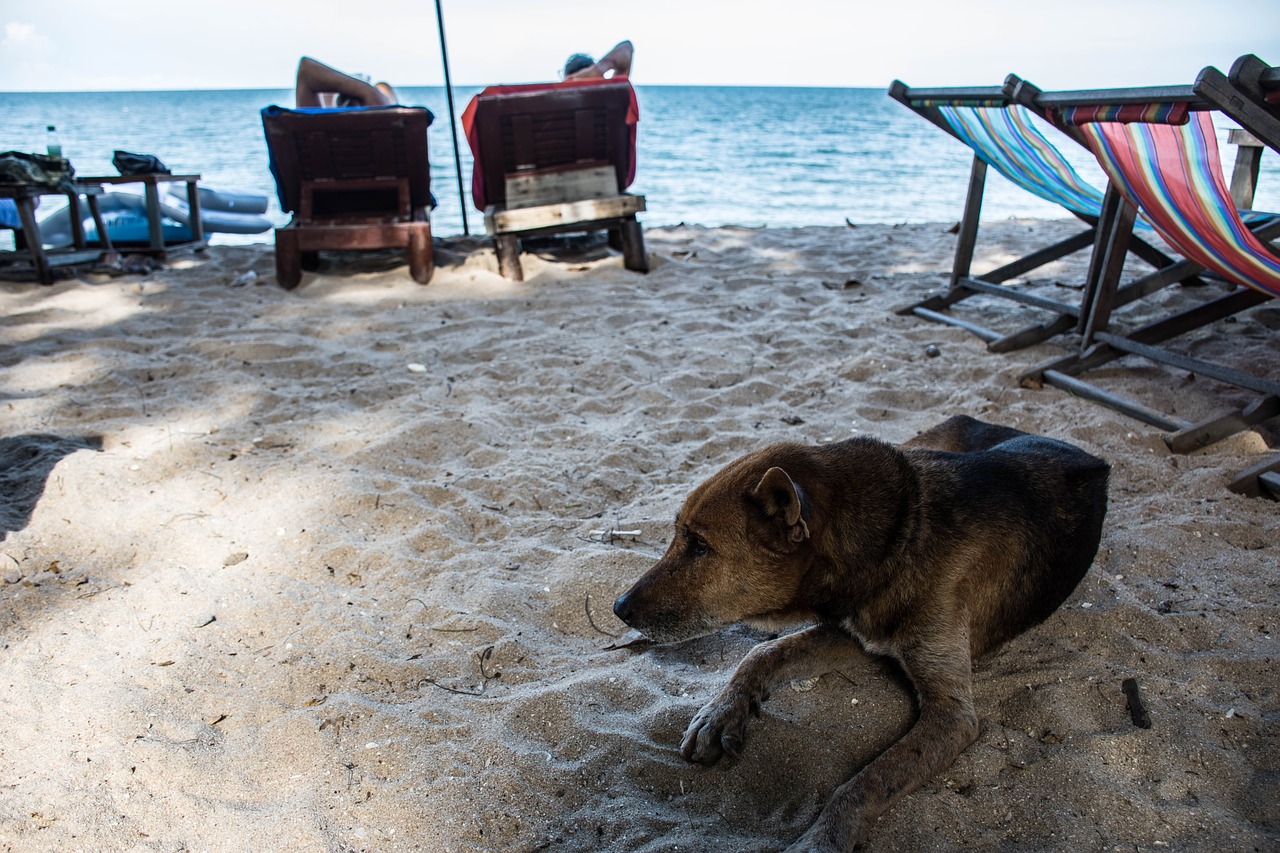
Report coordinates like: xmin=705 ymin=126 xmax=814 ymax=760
xmin=435 ymin=0 xmax=469 ymax=235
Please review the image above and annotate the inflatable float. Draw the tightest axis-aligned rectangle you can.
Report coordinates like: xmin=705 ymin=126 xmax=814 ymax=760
xmin=164 ymin=183 xmax=269 ymax=215
xmin=38 ymin=186 xmax=274 ymax=247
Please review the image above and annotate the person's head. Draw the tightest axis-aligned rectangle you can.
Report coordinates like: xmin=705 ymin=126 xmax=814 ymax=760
xmin=563 ymin=53 xmax=594 ymax=78
xmin=333 ymin=72 xmax=383 ymax=107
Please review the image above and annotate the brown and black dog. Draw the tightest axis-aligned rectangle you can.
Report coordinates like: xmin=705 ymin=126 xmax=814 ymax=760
xmin=613 ymin=415 xmax=1109 ymax=852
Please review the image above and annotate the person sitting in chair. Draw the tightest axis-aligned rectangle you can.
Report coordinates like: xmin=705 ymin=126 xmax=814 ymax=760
xmin=563 ymin=40 xmax=634 ymax=80
xmin=295 ymin=56 xmax=399 ymax=108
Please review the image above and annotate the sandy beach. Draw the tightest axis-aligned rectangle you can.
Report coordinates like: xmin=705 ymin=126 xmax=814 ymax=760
xmin=1 ymin=222 xmax=1276 ymax=852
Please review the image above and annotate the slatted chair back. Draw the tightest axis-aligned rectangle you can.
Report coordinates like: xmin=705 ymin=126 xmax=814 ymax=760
xmin=463 ymin=80 xmax=637 ymax=211
xmin=262 ymin=106 xmax=434 ymax=223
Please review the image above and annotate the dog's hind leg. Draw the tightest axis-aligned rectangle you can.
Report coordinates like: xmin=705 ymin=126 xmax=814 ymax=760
xmin=784 ymin=631 xmax=980 ymax=853
xmin=901 ymin=414 xmax=1028 ymax=453
xmin=682 ymin=624 xmax=867 ymax=766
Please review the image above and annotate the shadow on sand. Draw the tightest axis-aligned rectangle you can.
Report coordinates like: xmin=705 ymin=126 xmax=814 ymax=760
xmin=0 ymin=433 xmax=103 ymax=539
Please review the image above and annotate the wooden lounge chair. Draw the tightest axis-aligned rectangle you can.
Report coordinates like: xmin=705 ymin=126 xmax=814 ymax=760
xmin=461 ymin=78 xmax=647 ymax=281
xmin=1011 ymin=68 xmax=1280 ymax=460
xmin=261 ymin=105 xmax=434 ymax=289
xmin=887 ymin=79 xmax=1188 ymax=352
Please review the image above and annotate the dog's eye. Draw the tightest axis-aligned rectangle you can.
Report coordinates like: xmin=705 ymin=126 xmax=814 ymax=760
xmin=687 ymin=535 xmax=710 ymax=557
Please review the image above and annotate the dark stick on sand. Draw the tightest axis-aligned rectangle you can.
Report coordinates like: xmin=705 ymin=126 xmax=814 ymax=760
xmin=1122 ymin=677 xmax=1152 ymax=729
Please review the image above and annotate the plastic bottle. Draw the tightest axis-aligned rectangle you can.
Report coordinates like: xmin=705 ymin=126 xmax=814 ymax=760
xmin=46 ymin=125 xmax=61 ymax=158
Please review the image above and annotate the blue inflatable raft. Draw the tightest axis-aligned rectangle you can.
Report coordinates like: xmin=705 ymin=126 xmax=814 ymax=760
xmin=39 ymin=186 xmax=274 ymax=247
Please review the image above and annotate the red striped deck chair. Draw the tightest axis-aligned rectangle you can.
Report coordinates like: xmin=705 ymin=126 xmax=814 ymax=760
xmin=887 ymin=79 xmax=1188 ymax=352
xmin=1014 ymin=69 xmax=1280 ymax=465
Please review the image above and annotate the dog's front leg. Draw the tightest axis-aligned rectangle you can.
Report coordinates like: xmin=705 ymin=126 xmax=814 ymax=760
xmin=783 ymin=634 xmax=980 ymax=853
xmin=682 ymin=624 xmax=866 ymax=766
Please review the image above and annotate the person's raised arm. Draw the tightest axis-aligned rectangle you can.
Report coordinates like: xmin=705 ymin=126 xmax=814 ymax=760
xmin=295 ymin=56 xmax=395 ymax=107
xmin=566 ymin=40 xmax=634 ymax=80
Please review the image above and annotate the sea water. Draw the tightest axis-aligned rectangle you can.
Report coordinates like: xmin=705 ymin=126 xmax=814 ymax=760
xmin=3 ymin=86 xmax=1278 ymax=244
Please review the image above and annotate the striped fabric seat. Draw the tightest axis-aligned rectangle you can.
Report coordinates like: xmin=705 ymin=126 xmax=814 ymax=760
xmin=1062 ymin=107 xmax=1280 ymax=298
xmin=933 ymin=104 xmax=1108 ymax=219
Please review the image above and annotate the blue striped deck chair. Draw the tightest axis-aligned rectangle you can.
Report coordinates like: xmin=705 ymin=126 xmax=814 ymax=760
xmin=888 ymin=80 xmax=1186 ymax=353
xmin=1011 ymin=68 xmax=1280 ymax=465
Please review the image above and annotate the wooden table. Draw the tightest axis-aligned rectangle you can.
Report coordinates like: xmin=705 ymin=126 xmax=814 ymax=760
xmin=78 ymin=173 xmax=206 ymax=255
xmin=0 ymin=183 xmax=112 ymax=284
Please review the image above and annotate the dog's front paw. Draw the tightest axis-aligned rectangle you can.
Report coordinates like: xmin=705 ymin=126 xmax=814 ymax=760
xmin=783 ymin=810 xmax=868 ymax=853
xmin=680 ymin=691 xmax=757 ymax=765
xmin=783 ymin=834 xmax=845 ymax=853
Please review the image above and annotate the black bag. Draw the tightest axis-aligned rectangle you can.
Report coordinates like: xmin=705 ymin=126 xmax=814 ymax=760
xmin=0 ymin=150 xmax=75 ymax=190
xmin=112 ymin=150 xmax=170 ymax=175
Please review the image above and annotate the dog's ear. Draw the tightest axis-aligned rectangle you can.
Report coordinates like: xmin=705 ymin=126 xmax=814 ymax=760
xmin=752 ymin=467 xmax=811 ymax=543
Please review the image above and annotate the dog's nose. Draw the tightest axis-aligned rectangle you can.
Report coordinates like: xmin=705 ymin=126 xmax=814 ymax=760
xmin=612 ymin=592 xmax=635 ymax=626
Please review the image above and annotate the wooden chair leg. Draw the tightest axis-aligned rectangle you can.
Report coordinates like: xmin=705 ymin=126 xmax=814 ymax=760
xmin=607 ymin=227 xmax=624 ymax=251
xmin=950 ymin=156 xmax=987 ymax=288
xmin=408 ymin=224 xmax=433 ymax=284
xmin=495 ymin=234 xmax=523 ymax=282
xmin=84 ymin=194 xmax=112 ymax=251
xmin=1228 ymin=455 xmax=1280 ymax=499
xmin=65 ymin=192 xmax=88 ymax=250
xmin=14 ymin=197 xmax=52 ymax=284
xmin=620 ymin=217 xmax=648 ymax=273
xmin=274 ymin=228 xmax=302 ymax=289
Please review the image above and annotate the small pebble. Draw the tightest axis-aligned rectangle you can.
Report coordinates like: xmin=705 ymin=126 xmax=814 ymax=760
xmin=925 ymin=344 xmax=941 ymax=358
xmin=407 ymin=363 xmax=427 ymax=373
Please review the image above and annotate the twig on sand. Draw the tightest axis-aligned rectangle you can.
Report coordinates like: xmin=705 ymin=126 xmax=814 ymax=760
xmin=585 ymin=592 xmax=622 ymax=639
xmin=1122 ymin=677 xmax=1152 ymax=729
xmin=404 ymin=598 xmax=481 ymax=633
xmin=418 ymin=646 xmax=499 ymax=697
xmin=579 ymin=524 xmax=643 ymax=546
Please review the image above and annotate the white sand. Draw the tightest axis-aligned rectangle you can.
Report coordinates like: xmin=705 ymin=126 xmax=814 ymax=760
xmin=1 ymin=223 xmax=1276 ymax=852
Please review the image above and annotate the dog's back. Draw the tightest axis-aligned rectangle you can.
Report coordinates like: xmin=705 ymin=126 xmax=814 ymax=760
xmin=906 ymin=428 xmax=1109 ymax=655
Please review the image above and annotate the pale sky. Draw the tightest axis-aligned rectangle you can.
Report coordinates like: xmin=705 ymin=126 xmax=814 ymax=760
xmin=1 ymin=0 xmax=1277 ymax=92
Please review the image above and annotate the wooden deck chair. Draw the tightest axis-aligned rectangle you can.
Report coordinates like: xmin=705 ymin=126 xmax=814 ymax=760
xmin=1224 ymin=55 xmax=1280 ymax=220
xmin=1013 ymin=68 xmax=1280 ymax=461
xmin=461 ymin=78 xmax=647 ymax=282
xmin=1228 ymin=54 xmax=1280 ymax=118
xmin=261 ymin=105 xmax=434 ymax=289
xmin=887 ymin=80 xmax=1187 ymax=352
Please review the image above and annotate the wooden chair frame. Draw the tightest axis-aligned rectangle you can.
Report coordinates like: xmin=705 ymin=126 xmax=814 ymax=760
xmin=888 ymin=79 xmax=1189 ymax=352
xmin=467 ymin=82 xmax=647 ymax=282
xmin=262 ymin=106 xmax=434 ymax=289
xmin=0 ymin=183 xmax=112 ymax=284
xmin=1011 ymin=69 xmax=1280 ymax=459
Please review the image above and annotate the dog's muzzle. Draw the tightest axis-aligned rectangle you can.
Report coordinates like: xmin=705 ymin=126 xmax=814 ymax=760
xmin=612 ymin=589 xmax=639 ymax=627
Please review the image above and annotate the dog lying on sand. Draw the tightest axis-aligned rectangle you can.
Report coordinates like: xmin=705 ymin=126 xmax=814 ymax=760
xmin=613 ymin=415 xmax=1109 ymax=852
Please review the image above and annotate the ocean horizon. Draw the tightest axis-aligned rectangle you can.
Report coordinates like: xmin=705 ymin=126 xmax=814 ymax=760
xmin=4 ymin=85 xmax=1278 ymax=244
